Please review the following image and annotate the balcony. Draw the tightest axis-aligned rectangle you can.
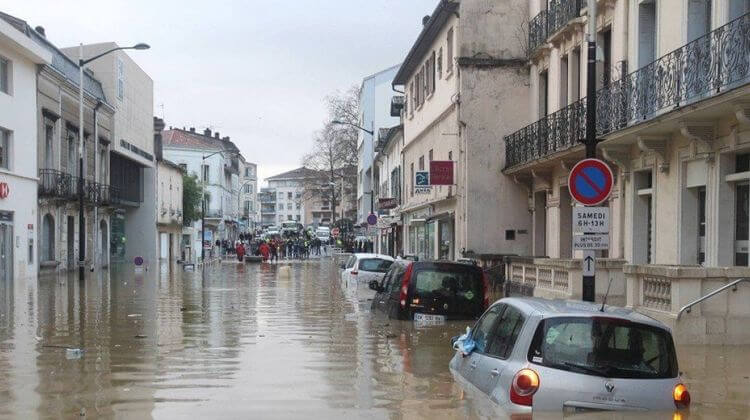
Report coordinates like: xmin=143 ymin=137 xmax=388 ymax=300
xmin=205 ymin=209 xmax=223 ymax=219
xmin=39 ymin=169 xmax=121 ymax=206
xmin=528 ymin=0 xmax=583 ymax=55
xmin=507 ymin=12 xmax=750 ymax=169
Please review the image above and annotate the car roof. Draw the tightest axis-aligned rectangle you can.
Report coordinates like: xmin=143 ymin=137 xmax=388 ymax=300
xmin=496 ymin=297 xmax=667 ymax=329
xmin=353 ymin=253 xmax=394 ymax=260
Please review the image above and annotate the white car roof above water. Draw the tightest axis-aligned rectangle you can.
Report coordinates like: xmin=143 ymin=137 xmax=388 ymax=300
xmin=353 ymin=253 xmax=394 ymax=261
xmin=496 ymin=297 xmax=668 ymax=330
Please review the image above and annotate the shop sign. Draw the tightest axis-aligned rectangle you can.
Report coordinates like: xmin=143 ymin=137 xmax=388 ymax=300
xmin=378 ymin=197 xmax=398 ymax=210
xmin=0 ymin=211 xmax=12 ymax=222
xmin=430 ymin=161 xmax=454 ymax=185
xmin=414 ymin=171 xmax=431 ymax=194
xmin=0 ymin=182 xmax=9 ymax=199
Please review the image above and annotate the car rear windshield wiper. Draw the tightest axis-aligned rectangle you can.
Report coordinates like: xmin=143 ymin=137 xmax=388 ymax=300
xmin=562 ymin=362 xmax=611 ymax=377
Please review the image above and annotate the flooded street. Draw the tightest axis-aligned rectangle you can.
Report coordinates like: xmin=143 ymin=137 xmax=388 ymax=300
xmin=0 ymin=259 xmax=748 ymax=419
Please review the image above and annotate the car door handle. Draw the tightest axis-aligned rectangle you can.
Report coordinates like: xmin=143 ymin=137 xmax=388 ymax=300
xmin=490 ymin=369 xmax=500 ymax=377
xmin=470 ymin=361 xmax=478 ymax=369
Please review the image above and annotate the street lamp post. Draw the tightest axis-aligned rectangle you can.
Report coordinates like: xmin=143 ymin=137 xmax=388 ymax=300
xmin=77 ymin=42 xmax=149 ymax=281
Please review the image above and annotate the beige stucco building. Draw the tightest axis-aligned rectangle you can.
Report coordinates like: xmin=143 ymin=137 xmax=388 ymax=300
xmin=393 ymin=0 xmax=533 ymax=261
xmin=504 ymin=0 xmax=750 ymax=343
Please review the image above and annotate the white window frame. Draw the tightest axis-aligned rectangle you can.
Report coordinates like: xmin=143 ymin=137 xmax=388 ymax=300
xmin=0 ymin=55 xmax=11 ymax=95
xmin=0 ymin=127 xmax=11 ymax=170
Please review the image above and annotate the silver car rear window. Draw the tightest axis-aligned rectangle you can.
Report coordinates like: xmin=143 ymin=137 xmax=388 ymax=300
xmin=358 ymin=258 xmax=393 ymax=273
xmin=527 ymin=316 xmax=678 ymax=379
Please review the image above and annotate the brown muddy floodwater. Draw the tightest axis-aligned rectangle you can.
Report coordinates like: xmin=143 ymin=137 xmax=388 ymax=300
xmin=0 ymin=260 xmax=748 ymax=419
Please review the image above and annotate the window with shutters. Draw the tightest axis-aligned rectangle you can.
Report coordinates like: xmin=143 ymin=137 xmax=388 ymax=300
xmin=437 ymin=47 xmax=443 ymax=79
xmin=638 ymin=1 xmax=657 ymax=69
xmin=446 ymin=27 xmax=454 ymax=75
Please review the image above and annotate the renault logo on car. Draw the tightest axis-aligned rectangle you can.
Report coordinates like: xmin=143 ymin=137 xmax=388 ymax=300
xmin=605 ymin=382 xmax=615 ymax=393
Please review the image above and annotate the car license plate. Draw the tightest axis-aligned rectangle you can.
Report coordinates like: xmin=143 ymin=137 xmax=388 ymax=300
xmin=414 ymin=313 xmax=445 ymax=325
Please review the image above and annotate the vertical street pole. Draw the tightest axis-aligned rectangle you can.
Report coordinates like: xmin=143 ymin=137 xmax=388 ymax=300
xmin=78 ymin=44 xmax=85 ymax=281
xmin=582 ymin=0 xmax=598 ymax=302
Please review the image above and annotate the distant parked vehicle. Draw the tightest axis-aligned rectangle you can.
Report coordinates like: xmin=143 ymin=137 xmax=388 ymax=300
xmin=369 ymin=261 xmax=488 ymax=324
xmin=450 ymin=297 xmax=689 ymax=415
xmin=340 ymin=253 xmax=394 ymax=284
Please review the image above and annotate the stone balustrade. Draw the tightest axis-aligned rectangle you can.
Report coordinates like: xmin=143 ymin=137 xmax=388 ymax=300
xmin=505 ymin=257 xmax=626 ymax=305
xmin=625 ymin=265 xmax=750 ymax=344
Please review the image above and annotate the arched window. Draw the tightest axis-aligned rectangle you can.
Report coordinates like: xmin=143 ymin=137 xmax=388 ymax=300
xmin=42 ymin=214 xmax=54 ymax=261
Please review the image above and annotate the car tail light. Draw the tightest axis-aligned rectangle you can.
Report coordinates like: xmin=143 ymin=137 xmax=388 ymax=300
xmin=351 ymin=270 xmax=358 ymax=275
xmin=673 ymin=383 xmax=690 ymax=408
xmin=481 ymin=271 xmax=490 ymax=309
xmin=399 ymin=263 xmax=414 ymax=308
xmin=510 ymin=369 xmax=540 ymax=406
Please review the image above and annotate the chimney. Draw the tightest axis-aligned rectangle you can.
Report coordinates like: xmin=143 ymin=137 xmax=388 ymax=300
xmin=169 ymin=125 xmax=172 ymax=130
xmin=422 ymin=15 xmax=430 ymax=26
xmin=222 ymin=136 xmax=230 ymax=142
xmin=189 ymin=127 xmax=195 ymax=133
xmin=35 ymin=26 xmax=45 ymax=37
xmin=214 ymin=132 xmax=220 ymax=139
xmin=204 ymin=128 xmax=211 ymax=137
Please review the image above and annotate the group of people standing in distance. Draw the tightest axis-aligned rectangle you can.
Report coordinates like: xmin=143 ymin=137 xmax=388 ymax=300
xmin=255 ymin=233 xmax=326 ymax=263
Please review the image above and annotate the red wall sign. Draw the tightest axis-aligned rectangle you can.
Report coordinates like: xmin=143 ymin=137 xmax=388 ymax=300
xmin=0 ymin=182 xmax=9 ymax=199
xmin=429 ymin=161 xmax=454 ymax=185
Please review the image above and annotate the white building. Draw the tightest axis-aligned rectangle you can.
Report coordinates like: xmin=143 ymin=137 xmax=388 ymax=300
xmin=162 ymin=127 xmax=241 ymax=259
xmin=0 ymin=17 xmax=51 ymax=282
xmin=154 ymin=117 xmax=184 ymax=263
xmin=266 ymin=167 xmax=316 ymax=226
xmin=374 ymin=124 xmax=404 ymax=256
xmin=357 ymin=65 xmax=401 ymax=227
xmin=503 ymin=0 xmax=750 ymax=344
xmin=239 ymin=159 xmax=259 ymax=231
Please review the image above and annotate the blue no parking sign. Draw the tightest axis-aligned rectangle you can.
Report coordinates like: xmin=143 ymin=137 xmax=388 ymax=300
xmin=568 ymin=159 xmax=614 ymax=206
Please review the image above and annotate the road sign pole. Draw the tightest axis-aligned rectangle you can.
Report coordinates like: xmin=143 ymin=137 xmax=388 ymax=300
xmin=581 ymin=0 xmax=599 ymax=302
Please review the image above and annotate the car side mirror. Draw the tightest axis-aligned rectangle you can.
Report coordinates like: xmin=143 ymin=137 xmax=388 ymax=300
xmin=368 ymin=280 xmax=379 ymax=291
xmin=450 ymin=335 xmax=460 ymax=346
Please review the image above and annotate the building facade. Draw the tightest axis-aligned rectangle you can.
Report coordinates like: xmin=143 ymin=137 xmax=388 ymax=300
xmin=239 ymin=159 xmax=259 ymax=231
xmin=393 ymin=0 xmax=532 ymax=261
xmin=154 ymin=118 xmax=184 ymax=263
xmin=61 ymin=42 xmax=156 ymax=266
xmin=0 ymin=14 xmax=123 ymax=274
xmin=259 ymin=187 xmax=277 ymax=228
xmin=162 ymin=127 xmax=241 ymax=258
xmin=373 ymin=124 xmax=404 ymax=257
xmin=266 ymin=167 xmax=314 ymax=226
xmin=357 ymin=65 xmax=401 ymax=228
xmin=503 ymin=0 xmax=750 ymax=343
xmin=0 ymin=17 xmax=51 ymax=282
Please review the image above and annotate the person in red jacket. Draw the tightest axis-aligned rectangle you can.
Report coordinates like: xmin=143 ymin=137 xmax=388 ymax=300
xmin=236 ymin=241 xmax=245 ymax=262
xmin=258 ymin=241 xmax=270 ymax=262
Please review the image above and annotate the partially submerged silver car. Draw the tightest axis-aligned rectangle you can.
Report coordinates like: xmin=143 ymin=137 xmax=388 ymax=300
xmin=449 ymin=297 xmax=690 ymax=414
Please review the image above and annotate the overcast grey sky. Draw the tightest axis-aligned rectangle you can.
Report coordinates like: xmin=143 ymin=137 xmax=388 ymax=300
xmin=3 ymin=0 xmax=436 ymax=184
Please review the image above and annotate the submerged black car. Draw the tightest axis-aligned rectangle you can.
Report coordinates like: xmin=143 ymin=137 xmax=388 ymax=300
xmin=369 ymin=261 xmax=489 ymax=322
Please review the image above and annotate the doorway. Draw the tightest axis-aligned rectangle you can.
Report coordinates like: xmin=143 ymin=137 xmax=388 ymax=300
xmin=67 ymin=216 xmax=75 ymax=268
xmin=100 ymin=220 xmax=108 ymax=267
xmin=0 ymin=216 xmax=13 ymax=283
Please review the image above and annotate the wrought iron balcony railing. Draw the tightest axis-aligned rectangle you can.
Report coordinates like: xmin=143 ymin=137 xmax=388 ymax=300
xmin=507 ymin=12 xmax=750 ymax=168
xmin=39 ymin=169 xmax=77 ymax=200
xmin=39 ymin=169 xmax=121 ymax=206
xmin=528 ymin=0 xmax=583 ymax=54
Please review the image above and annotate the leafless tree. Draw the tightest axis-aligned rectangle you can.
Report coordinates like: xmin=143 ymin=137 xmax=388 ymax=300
xmin=511 ymin=5 xmax=531 ymax=59
xmin=301 ymin=85 xmax=361 ymax=222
